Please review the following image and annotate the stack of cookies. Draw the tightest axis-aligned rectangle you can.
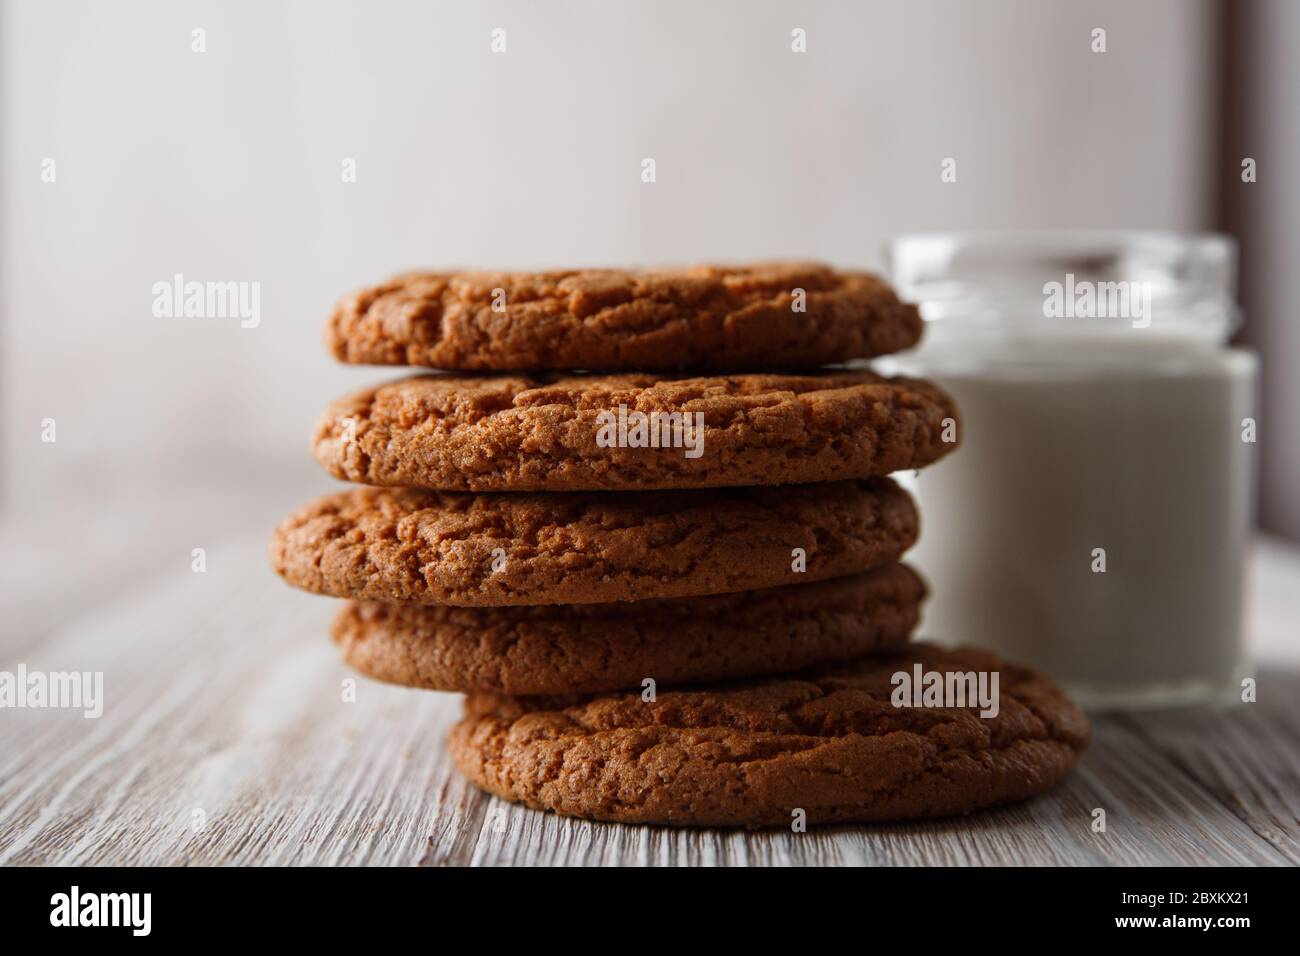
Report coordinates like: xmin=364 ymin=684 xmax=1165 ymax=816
xmin=271 ymin=263 xmax=1088 ymax=828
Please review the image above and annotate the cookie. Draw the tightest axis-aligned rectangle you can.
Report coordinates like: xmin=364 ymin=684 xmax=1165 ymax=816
xmin=324 ymin=263 xmax=922 ymax=372
xmin=449 ymin=643 xmax=1090 ymax=827
xmin=312 ymin=370 xmax=958 ymax=492
xmin=269 ymin=477 xmax=917 ymax=606
xmin=333 ymin=564 xmax=926 ymax=695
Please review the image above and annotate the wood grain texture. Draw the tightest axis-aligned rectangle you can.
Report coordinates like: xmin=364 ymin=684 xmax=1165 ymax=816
xmin=1 ymin=505 xmax=1297 ymax=867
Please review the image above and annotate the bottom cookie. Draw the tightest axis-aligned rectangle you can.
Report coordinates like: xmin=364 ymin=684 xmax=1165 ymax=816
xmin=449 ymin=643 xmax=1089 ymax=828
xmin=333 ymin=564 xmax=925 ymax=695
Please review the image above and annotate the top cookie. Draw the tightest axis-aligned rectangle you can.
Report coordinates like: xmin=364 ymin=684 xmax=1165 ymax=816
xmin=324 ymin=263 xmax=922 ymax=372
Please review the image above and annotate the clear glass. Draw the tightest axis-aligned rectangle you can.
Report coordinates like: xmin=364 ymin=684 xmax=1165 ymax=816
xmin=882 ymin=231 xmax=1256 ymax=711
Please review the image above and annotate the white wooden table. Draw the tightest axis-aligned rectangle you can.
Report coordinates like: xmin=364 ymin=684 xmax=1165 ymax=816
xmin=2 ymin=481 xmax=1298 ymax=866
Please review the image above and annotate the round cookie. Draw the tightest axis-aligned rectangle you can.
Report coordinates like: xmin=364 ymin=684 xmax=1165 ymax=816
xmin=324 ymin=262 xmax=922 ymax=372
xmin=269 ymin=478 xmax=917 ymax=606
xmin=449 ymin=643 xmax=1090 ymax=827
xmin=312 ymin=370 xmax=958 ymax=492
xmin=333 ymin=564 xmax=927 ymax=695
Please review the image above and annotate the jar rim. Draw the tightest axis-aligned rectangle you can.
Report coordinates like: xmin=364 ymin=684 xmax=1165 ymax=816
xmin=884 ymin=229 xmax=1239 ymax=342
xmin=887 ymin=228 xmax=1234 ymax=259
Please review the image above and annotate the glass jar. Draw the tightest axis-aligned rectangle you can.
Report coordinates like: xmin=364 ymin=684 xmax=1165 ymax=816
xmin=882 ymin=231 xmax=1256 ymax=711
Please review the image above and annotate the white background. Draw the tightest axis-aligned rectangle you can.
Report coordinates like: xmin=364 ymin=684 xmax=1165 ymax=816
xmin=1 ymin=0 xmax=1222 ymax=526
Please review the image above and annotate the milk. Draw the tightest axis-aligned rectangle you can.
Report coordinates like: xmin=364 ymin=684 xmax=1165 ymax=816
xmin=895 ymin=354 xmax=1255 ymax=708
xmin=885 ymin=232 xmax=1256 ymax=709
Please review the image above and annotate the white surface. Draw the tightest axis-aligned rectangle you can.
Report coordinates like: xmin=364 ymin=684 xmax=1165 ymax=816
xmin=0 ymin=483 xmax=1296 ymax=866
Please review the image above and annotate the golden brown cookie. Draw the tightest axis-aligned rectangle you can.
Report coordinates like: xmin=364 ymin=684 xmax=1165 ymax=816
xmin=269 ymin=478 xmax=917 ymax=606
xmin=450 ymin=643 xmax=1090 ymax=828
xmin=333 ymin=564 xmax=926 ymax=695
xmin=324 ymin=263 xmax=922 ymax=372
xmin=311 ymin=370 xmax=958 ymax=492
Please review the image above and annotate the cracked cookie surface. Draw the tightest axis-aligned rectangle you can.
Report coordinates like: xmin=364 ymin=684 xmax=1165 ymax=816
xmin=312 ymin=370 xmax=958 ymax=491
xmin=269 ymin=477 xmax=917 ymax=606
xmin=324 ymin=262 xmax=922 ymax=372
xmin=333 ymin=564 xmax=926 ymax=694
xmin=449 ymin=643 xmax=1090 ymax=827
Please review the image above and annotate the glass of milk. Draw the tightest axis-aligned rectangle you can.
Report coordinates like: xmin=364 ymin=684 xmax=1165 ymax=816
xmin=883 ymin=231 xmax=1257 ymax=711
